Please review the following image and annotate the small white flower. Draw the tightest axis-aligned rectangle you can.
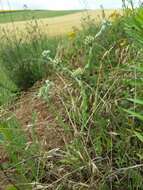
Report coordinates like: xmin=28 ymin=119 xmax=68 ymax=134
xmin=32 ymin=182 xmax=45 ymax=190
xmin=84 ymin=35 xmax=95 ymax=46
xmin=42 ymin=50 xmax=51 ymax=58
xmin=84 ymin=20 xmax=112 ymax=46
xmin=52 ymin=57 xmax=61 ymax=65
xmin=95 ymin=20 xmax=111 ymax=39
xmin=45 ymin=79 xmax=50 ymax=84
xmin=38 ymin=80 xmax=54 ymax=102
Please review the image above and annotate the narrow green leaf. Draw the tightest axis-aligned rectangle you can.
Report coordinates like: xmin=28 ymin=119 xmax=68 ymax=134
xmin=123 ymin=108 xmax=143 ymax=121
xmin=134 ymin=131 xmax=143 ymax=143
xmin=130 ymin=66 xmax=143 ymax=72
xmin=128 ymin=98 xmax=143 ymax=105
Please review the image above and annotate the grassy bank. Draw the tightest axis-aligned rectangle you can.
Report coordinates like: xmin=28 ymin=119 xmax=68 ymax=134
xmin=0 ymin=8 xmax=143 ymax=190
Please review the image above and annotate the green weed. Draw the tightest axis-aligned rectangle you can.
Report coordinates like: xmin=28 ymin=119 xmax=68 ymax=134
xmin=1 ymin=7 xmax=143 ymax=190
xmin=0 ymin=21 xmax=60 ymax=90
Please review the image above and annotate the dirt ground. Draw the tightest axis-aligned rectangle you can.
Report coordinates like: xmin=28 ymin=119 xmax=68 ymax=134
xmin=0 ymin=75 xmax=73 ymax=189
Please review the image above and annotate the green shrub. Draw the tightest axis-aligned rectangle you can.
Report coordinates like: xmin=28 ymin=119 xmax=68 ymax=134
xmin=0 ymin=25 xmax=60 ymax=90
xmin=55 ymin=13 xmax=143 ymax=188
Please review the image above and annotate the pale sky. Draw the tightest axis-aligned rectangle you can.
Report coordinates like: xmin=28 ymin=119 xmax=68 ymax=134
xmin=0 ymin=0 xmax=140 ymax=10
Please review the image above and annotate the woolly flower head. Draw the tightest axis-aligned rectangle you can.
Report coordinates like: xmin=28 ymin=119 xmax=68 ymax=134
xmin=42 ymin=50 xmax=51 ymax=59
xmin=45 ymin=80 xmax=54 ymax=92
xmin=38 ymin=80 xmax=54 ymax=101
xmin=84 ymin=35 xmax=95 ymax=46
xmin=52 ymin=57 xmax=61 ymax=65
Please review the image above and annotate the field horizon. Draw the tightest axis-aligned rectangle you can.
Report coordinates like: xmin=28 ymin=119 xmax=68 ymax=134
xmin=0 ymin=9 xmax=83 ymax=23
xmin=0 ymin=9 xmax=121 ymax=23
xmin=0 ymin=9 xmax=119 ymax=37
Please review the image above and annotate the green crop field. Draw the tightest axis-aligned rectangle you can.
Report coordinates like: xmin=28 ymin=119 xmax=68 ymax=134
xmin=0 ymin=10 xmax=81 ymax=23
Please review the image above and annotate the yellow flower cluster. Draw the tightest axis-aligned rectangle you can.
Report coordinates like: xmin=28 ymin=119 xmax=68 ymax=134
xmin=67 ymin=31 xmax=76 ymax=40
xmin=109 ymin=11 xmax=121 ymax=21
xmin=128 ymin=118 xmax=134 ymax=126
xmin=119 ymin=38 xmax=128 ymax=47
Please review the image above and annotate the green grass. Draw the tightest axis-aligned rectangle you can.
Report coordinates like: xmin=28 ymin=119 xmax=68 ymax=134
xmin=0 ymin=18 xmax=61 ymax=91
xmin=0 ymin=19 xmax=60 ymax=105
xmin=0 ymin=63 xmax=17 ymax=105
xmin=0 ymin=7 xmax=143 ymax=190
xmin=0 ymin=10 xmax=81 ymax=23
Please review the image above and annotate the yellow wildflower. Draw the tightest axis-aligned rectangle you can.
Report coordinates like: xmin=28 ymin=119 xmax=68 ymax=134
xmin=109 ymin=11 xmax=121 ymax=21
xmin=67 ymin=31 xmax=76 ymax=40
xmin=119 ymin=39 xmax=128 ymax=47
xmin=128 ymin=118 xmax=134 ymax=126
